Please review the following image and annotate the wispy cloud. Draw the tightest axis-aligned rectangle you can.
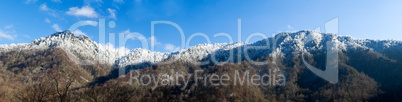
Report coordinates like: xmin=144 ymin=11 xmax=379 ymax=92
xmin=39 ymin=3 xmax=57 ymax=17
xmin=24 ymin=0 xmax=37 ymax=4
xmin=121 ymin=29 xmax=131 ymax=35
xmin=73 ymin=29 xmax=87 ymax=36
xmin=39 ymin=4 xmax=49 ymax=11
xmin=83 ymin=21 xmax=98 ymax=26
xmin=4 ymin=25 xmax=14 ymax=29
xmin=45 ymin=18 xmax=51 ymax=24
xmin=51 ymin=0 xmax=62 ymax=3
xmin=149 ymin=36 xmax=161 ymax=47
xmin=0 ymin=30 xmax=15 ymax=40
xmin=0 ymin=25 xmax=17 ymax=40
xmin=66 ymin=6 xmax=98 ymax=18
xmin=22 ymin=35 xmax=30 ymax=38
xmin=121 ymin=29 xmax=162 ymax=47
xmin=95 ymin=0 xmax=103 ymax=3
xmin=287 ymin=25 xmax=294 ymax=30
xmin=52 ymin=24 xmax=62 ymax=32
xmin=107 ymin=8 xmax=117 ymax=19
xmin=164 ymin=44 xmax=180 ymax=52
xmin=113 ymin=0 xmax=124 ymax=4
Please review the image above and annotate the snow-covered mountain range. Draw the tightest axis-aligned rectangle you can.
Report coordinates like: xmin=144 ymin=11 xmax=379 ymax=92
xmin=1 ymin=30 xmax=401 ymax=68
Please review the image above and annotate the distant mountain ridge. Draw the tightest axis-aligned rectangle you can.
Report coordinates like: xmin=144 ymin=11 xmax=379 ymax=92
xmin=1 ymin=30 xmax=402 ymax=101
xmin=1 ymin=30 xmax=401 ymax=69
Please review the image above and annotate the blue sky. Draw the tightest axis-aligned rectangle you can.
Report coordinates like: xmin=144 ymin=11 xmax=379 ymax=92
xmin=0 ymin=0 xmax=401 ymax=52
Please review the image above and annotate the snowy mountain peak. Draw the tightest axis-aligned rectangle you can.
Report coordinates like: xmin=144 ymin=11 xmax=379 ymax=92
xmin=1 ymin=30 xmax=402 ymax=69
xmin=42 ymin=30 xmax=91 ymax=43
xmin=50 ymin=30 xmax=73 ymax=37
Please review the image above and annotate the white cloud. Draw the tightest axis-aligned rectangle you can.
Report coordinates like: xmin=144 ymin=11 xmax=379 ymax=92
xmin=121 ymin=29 xmax=162 ymax=48
xmin=107 ymin=8 xmax=117 ymax=19
xmin=313 ymin=27 xmax=321 ymax=32
xmin=165 ymin=44 xmax=180 ymax=52
xmin=114 ymin=0 xmax=124 ymax=3
xmin=66 ymin=6 xmax=98 ymax=18
xmin=83 ymin=0 xmax=103 ymax=5
xmin=45 ymin=18 xmax=51 ymax=24
xmin=83 ymin=21 xmax=98 ymax=26
xmin=0 ymin=30 xmax=15 ymax=40
xmin=51 ymin=0 xmax=62 ymax=3
xmin=165 ymin=44 xmax=174 ymax=51
xmin=149 ymin=36 xmax=161 ymax=47
xmin=4 ymin=25 xmax=14 ymax=29
xmin=121 ymin=29 xmax=133 ymax=36
xmin=287 ymin=25 xmax=294 ymax=30
xmin=137 ymin=36 xmax=147 ymax=40
xmin=73 ymin=29 xmax=87 ymax=36
xmin=121 ymin=29 xmax=143 ymax=39
xmin=39 ymin=4 xmax=57 ymax=17
xmin=22 ymin=35 xmax=30 ymax=38
xmin=39 ymin=4 xmax=49 ymax=11
xmin=24 ymin=0 xmax=38 ymax=4
xmin=0 ymin=25 xmax=18 ymax=40
xmin=52 ymin=24 xmax=62 ymax=32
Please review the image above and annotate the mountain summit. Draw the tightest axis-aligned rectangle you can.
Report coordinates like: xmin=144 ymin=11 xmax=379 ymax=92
xmin=1 ymin=30 xmax=402 ymax=101
xmin=1 ymin=30 xmax=401 ymax=68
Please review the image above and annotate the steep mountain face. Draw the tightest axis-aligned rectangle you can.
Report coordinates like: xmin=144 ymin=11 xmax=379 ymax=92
xmin=0 ymin=31 xmax=247 ymax=69
xmin=1 ymin=30 xmax=400 ymax=69
xmin=252 ymin=31 xmax=402 ymax=60
xmin=0 ymin=31 xmax=130 ymax=66
xmin=1 ymin=30 xmax=402 ymax=101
